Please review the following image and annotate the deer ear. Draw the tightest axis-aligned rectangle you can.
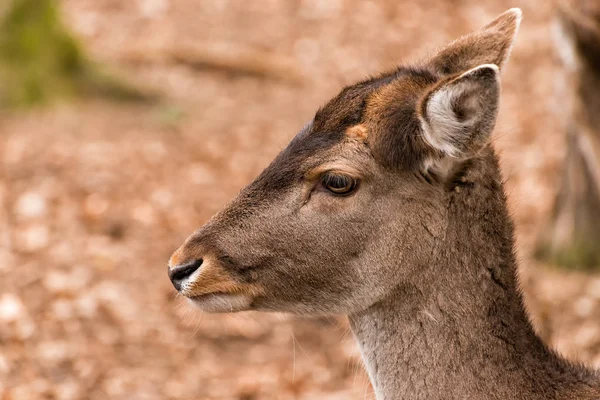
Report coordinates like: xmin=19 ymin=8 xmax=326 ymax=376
xmin=429 ymin=8 xmax=522 ymax=75
xmin=418 ymin=64 xmax=500 ymax=158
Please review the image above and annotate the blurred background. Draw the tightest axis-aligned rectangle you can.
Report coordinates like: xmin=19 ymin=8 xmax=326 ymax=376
xmin=1 ymin=0 xmax=600 ymax=399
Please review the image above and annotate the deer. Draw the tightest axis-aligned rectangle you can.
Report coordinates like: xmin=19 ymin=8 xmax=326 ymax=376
xmin=168 ymin=8 xmax=600 ymax=400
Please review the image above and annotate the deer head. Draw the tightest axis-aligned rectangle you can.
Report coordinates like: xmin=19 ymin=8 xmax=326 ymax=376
xmin=168 ymin=9 xmax=522 ymax=315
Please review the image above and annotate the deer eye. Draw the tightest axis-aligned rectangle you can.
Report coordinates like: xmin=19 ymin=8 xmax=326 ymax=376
xmin=321 ymin=173 xmax=358 ymax=195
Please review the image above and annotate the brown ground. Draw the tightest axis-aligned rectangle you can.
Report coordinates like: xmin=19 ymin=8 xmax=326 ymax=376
xmin=1 ymin=1 xmax=600 ymax=399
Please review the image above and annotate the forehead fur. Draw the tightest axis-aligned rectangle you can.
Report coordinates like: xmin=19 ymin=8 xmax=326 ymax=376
xmin=364 ymin=68 xmax=438 ymax=169
xmin=311 ymin=66 xmax=439 ymax=167
xmin=248 ymin=66 xmax=438 ymax=195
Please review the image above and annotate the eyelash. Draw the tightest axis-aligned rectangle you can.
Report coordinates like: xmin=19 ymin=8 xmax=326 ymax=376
xmin=320 ymin=172 xmax=359 ymax=196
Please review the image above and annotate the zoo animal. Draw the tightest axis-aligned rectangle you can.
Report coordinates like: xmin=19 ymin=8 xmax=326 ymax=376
xmin=168 ymin=9 xmax=600 ymax=400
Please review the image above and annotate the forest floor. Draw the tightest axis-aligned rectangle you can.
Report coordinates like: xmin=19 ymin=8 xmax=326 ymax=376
xmin=1 ymin=1 xmax=600 ymax=399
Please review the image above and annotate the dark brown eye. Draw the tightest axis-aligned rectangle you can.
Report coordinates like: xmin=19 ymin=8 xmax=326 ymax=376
xmin=321 ymin=173 xmax=358 ymax=195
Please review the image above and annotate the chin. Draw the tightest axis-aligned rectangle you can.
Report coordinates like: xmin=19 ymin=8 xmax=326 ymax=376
xmin=186 ymin=293 xmax=253 ymax=313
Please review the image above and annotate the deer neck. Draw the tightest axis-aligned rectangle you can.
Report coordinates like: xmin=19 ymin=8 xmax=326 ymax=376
xmin=348 ymin=156 xmax=556 ymax=400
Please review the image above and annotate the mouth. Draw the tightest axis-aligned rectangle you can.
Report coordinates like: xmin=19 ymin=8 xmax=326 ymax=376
xmin=186 ymin=292 xmax=253 ymax=313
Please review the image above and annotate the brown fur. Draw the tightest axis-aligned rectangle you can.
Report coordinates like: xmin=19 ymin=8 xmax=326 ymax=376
xmin=429 ymin=8 xmax=521 ymax=74
xmin=345 ymin=124 xmax=369 ymax=142
xmin=168 ymin=9 xmax=600 ymax=399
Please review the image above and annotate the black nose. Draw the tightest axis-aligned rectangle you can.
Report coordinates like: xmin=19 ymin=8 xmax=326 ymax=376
xmin=168 ymin=259 xmax=203 ymax=291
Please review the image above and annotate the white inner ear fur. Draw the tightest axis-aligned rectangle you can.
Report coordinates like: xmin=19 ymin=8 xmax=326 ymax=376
xmin=420 ymin=64 xmax=500 ymax=159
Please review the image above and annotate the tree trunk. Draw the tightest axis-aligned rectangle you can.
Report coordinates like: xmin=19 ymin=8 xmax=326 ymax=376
xmin=535 ymin=0 xmax=600 ymax=269
xmin=0 ymin=0 xmax=152 ymax=108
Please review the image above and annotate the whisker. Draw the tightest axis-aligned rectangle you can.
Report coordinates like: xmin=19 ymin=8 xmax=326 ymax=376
xmin=290 ymin=332 xmax=297 ymax=383
xmin=191 ymin=310 xmax=205 ymax=337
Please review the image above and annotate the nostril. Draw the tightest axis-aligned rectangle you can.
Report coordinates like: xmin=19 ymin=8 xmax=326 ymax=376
xmin=169 ymin=259 xmax=203 ymax=291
